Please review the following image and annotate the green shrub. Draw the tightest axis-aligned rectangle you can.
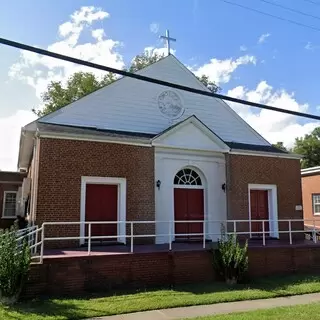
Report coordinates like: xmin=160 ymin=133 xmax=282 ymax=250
xmin=212 ymin=226 xmax=248 ymax=284
xmin=0 ymin=226 xmax=31 ymax=304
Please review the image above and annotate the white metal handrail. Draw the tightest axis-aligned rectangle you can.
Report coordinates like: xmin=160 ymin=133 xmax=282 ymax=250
xmin=0 ymin=225 xmax=39 ymax=256
xmin=25 ymin=218 xmax=320 ymax=264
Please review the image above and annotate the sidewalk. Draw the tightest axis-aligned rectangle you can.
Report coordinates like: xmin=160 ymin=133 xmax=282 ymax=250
xmin=90 ymin=292 xmax=320 ymax=320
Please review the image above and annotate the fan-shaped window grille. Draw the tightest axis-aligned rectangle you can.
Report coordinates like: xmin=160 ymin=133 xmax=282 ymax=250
xmin=174 ymin=168 xmax=202 ymax=186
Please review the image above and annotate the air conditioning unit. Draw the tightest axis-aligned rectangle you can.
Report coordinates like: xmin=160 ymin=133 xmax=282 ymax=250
xmin=22 ymin=177 xmax=31 ymax=200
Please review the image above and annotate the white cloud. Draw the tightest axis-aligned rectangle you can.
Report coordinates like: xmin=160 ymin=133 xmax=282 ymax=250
xmin=227 ymin=81 xmax=318 ymax=147
xmin=92 ymin=29 xmax=105 ymax=42
xmin=240 ymin=45 xmax=247 ymax=52
xmin=144 ymin=46 xmax=175 ymax=57
xmin=71 ymin=6 xmax=109 ymax=24
xmin=149 ymin=22 xmax=159 ymax=34
xmin=9 ymin=6 xmax=124 ymax=100
xmin=305 ymin=42 xmax=313 ymax=50
xmin=192 ymin=55 xmax=256 ymax=84
xmin=0 ymin=110 xmax=37 ymax=171
xmin=258 ymin=33 xmax=271 ymax=44
xmin=304 ymin=41 xmax=319 ymax=51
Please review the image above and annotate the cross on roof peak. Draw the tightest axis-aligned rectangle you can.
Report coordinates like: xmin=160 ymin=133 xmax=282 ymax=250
xmin=159 ymin=29 xmax=176 ymax=56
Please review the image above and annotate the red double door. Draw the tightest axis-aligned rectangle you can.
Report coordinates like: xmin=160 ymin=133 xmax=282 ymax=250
xmin=174 ymin=188 xmax=204 ymax=240
xmin=85 ymin=184 xmax=118 ymax=241
xmin=250 ymin=190 xmax=269 ymax=237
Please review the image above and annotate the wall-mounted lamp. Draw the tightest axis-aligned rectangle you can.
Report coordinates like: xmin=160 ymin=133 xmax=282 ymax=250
xmin=156 ymin=180 xmax=161 ymax=190
xmin=221 ymin=183 xmax=226 ymax=192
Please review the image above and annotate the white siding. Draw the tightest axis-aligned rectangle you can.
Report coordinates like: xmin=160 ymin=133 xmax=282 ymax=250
xmin=41 ymin=55 xmax=269 ymax=146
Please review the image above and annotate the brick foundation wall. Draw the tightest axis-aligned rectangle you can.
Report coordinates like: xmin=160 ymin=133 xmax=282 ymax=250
xmin=36 ymin=138 xmax=155 ymax=247
xmin=301 ymin=174 xmax=320 ymax=228
xmin=24 ymin=251 xmax=214 ymax=298
xmin=23 ymin=245 xmax=320 ymax=299
xmin=226 ymin=154 xmax=303 ymax=239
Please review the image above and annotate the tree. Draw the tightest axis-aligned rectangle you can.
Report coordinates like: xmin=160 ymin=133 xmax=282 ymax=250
xmin=272 ymin=142 xmax=287 ymax=152
xmin=34 ymin=52 xmax=220 ymax=117
xmin=196 ymin=74 xmax=221 ymax=93
xmin=293 ymin=127 xmax=320 ymax=169
xmin=128 ymin=51 xmax=164 ymax=73
xmin=33 ymin=72 xmax=117 ymax=117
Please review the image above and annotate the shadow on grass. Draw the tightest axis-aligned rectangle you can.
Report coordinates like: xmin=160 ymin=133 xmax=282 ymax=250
xmin=4 ymin=273 xmax=320 ymax=320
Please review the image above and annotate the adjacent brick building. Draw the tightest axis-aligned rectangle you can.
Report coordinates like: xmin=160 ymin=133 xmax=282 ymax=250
xmin=301 ymin=166 xmax=320 ymax=229
xmin=0 ymin=171 xmax=27 ymax=229
xmin=16 ymin=55 xmax=304 ymax=248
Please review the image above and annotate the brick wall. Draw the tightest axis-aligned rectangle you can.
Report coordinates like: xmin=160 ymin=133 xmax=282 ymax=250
xmin=23 ymin=246 xmax=320 ymax=299
xmin=36 ymin=138 xmax=155 ymax=246
xmin=24 ymin=251 xmax=214 ymax=298
xmin=301 ymin=174 xmax=320 ymax=228
xmin=226 ymin=155 xmax=303 ymax=239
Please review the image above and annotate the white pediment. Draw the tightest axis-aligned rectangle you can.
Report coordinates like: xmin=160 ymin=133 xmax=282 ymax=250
xmin=152 ymin=116 xmax=230 ymax=152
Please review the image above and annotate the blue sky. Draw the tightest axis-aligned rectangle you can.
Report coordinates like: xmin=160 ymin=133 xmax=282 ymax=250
xmin=1 ymin=0 xmax=320 ymax=170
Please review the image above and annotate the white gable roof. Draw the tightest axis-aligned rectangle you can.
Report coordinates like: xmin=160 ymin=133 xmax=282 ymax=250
xmin=152 ymin=116 xmax=230 ymax=152
xmin=39 ymin=55 xmax=269 ymax=146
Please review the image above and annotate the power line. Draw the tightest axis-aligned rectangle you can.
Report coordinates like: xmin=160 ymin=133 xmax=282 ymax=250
xmin=259 ymin=0 xmax=320 ymax=21
xmin=0 ymin=37 xmax=320 ymax=121
xmin=218 ymin=0 xmax=320 ymax=33
xmin=301 ymin=0 xmax=320 ymax=5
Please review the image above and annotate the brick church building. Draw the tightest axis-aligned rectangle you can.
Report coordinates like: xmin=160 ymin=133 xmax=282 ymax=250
xmin=17 ymin=54 xmax=303 ymax=246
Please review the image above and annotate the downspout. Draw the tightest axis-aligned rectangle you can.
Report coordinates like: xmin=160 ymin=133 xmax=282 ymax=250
xmin=225 ymin=153 xmax=231 ymax=220
xmin=30 ymin=130 xmax=40 ymax=227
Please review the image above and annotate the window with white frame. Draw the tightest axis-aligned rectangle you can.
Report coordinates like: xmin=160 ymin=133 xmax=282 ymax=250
xmin=2 ymin=192 xmax=17 ymax=218
xmin=313 ymin=194 xmax=320 ymax=215
xmin=174 ymin=168 xmax=202 ymax=186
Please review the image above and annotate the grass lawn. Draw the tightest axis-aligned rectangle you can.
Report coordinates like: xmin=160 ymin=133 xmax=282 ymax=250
xmin=1 ymin=273 xmax=320 ymax=320
xmin=192 ymin=302 xmax=320 ymax=320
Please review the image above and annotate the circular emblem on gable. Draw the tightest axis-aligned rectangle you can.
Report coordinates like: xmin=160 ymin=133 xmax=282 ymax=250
xmin=158 ymin=90 xmax=184 ymax=119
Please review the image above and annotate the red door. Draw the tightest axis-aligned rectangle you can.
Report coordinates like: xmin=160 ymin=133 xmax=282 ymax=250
xmin=250 ymin=190 xmax=269 ymax=237
xmin=174 ymin=188 xmax=204 ymax=240
xmin=85 ymin=184 xmax=118 ymax=241
xmin=174 ymin=189 xmax=188 ymax=237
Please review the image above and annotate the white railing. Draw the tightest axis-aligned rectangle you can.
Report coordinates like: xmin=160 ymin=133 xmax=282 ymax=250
xmin=0 ymin=225 xmax=40 ymax=256
xmin=26 ymin=219 xmax=320 ymax=264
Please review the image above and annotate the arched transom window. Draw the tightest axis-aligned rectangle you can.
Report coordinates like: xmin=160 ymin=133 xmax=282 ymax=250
xmin=174 ymin=168 xmax=202 ymax=186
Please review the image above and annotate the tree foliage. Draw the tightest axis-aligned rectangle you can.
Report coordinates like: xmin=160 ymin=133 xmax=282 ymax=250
xmin=212 ymin=225 xmax=248 ymax=284
xmin=196 ymin=74 xmax=221 ymax=93
xmin=0 ymin=226 xmax=31 ymax=304
xmin=34 ymin=52 xmax=220 ymax=117
xmin=272 ymin=142 xmax=288 ymax=152
xmin=33 ymin=72 xmax=117 ymax=117
xmin=128 ymin=51 xmax=164 ymax=73
xmin=293 ymin=127 xmax=320 ymax=169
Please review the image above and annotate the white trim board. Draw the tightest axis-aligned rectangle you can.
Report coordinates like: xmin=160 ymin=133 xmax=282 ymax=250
xmin=80 ymin=176 xmax=127 ymax=245
xmin=230 ymin=150 xmax=302 ymax=160
xmin=301 ymin=166 xmax=320 ymax=176
xmin=248 ymin=184 xmax=279 ymax=238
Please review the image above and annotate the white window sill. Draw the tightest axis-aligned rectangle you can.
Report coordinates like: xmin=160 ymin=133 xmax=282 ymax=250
xmin=1 ymin=216 xmax=16 ymax=219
